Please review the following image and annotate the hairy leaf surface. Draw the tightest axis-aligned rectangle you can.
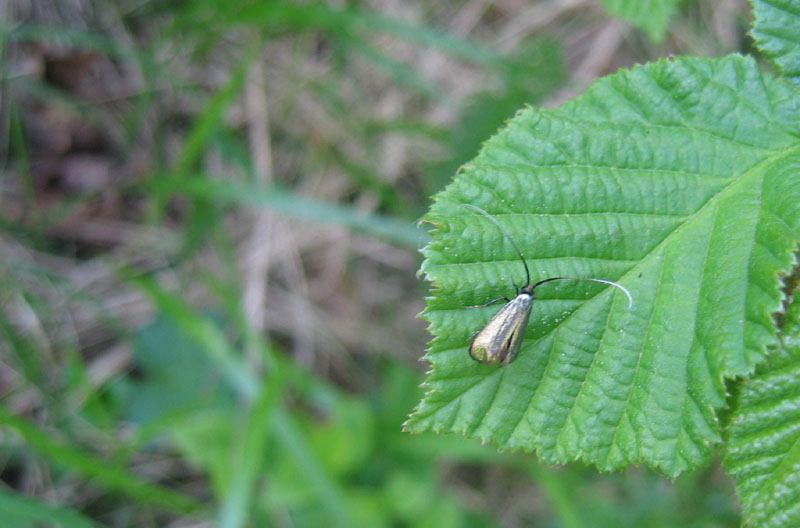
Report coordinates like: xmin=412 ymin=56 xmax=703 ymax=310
xmin=405 ymin=55 xmax=800 ymax=477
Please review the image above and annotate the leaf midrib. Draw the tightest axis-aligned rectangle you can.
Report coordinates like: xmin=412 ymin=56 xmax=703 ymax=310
xmin=510 ymin=147 xmax=792 ymax=361
xmin=429 ymin=147 xmax=792 ymax=440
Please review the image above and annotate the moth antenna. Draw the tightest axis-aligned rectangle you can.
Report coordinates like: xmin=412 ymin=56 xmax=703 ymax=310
xmin=462 ymin=204 xmax=531 ymax=287
xmin=532 ymin=276 xmax=634 ymax=308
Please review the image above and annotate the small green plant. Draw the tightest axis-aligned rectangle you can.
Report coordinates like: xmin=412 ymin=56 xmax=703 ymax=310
xmin=406 ymin=1 xmax=800 ymax=525
xmin=598 ymin=0 xmax=682 ymax=42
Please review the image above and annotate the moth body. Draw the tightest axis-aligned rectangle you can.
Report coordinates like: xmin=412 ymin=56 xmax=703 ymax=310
xmin=469 ymin=289 xmax=534 ymax=366
xmin=461 ymin=204 xmax=632 ymax=367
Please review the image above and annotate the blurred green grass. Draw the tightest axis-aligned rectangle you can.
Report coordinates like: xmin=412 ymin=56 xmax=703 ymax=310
xmin=0 ymin=0 xmax=747 ymax=526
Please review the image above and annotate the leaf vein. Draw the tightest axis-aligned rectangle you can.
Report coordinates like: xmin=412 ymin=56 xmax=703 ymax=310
xmin=759 ymin=0 xmax=800 ymax=19
xmin=683 ymin=60 xmax=799 ymax=139
xmin=607 ymin=251 xmax=667 ymax=458
xmin=555 ymin=296 xmax=615 ymax=451
xmin=539 ymin=108 xmax=781 ymax=153
xmin=469 ymin=368 xmax=507 ymax=436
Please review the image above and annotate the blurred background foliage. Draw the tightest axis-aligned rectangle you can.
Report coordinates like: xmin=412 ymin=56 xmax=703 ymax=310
xmin=0 ymin=0 xmax=752 ymax=526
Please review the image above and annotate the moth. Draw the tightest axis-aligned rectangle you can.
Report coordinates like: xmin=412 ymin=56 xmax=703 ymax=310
xmin=462 ymin=204 xmax=633 ymax=367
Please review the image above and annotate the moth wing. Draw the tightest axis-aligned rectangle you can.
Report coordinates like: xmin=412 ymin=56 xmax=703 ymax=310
xmin=469 ymin=294 xmax=533 ymax=365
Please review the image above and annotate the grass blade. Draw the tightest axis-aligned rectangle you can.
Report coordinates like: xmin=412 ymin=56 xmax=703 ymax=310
xmin=0 ymin=487 xmax=100 ymax=528
xmin=174 ymin=177 xmax=428 ymax=248
xmin=0 ymin=406 xmax=203 ymax=514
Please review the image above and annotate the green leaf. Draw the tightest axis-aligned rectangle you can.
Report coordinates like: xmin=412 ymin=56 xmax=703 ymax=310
xmin=724 ymin=288 xmax=800 ymax=527
xmin=405 ymin=54 xmax=800 ymax=478
xmin=171 ymin=410 xmax=237 ymax=496
xmin=124 ymin=315 xmax=238 ymax=425
xmin=217 ymin=360 xmax=286 ymax=528
xmin=599 ymin=0 xmax=681 ymax=41
xmin=174 ymin=177 xmax=427 ymax=249
xmin=0 ymin=487 xmax=99 ymax=528
xmin=130 ymin=275 xmax=260 ymax=401
xmin=751 ymin=0 xmax=800 ymax=85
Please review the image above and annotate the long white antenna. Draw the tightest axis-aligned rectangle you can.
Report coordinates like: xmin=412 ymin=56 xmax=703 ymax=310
xmin=533 ymin=276 xmax=633 ymax=308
